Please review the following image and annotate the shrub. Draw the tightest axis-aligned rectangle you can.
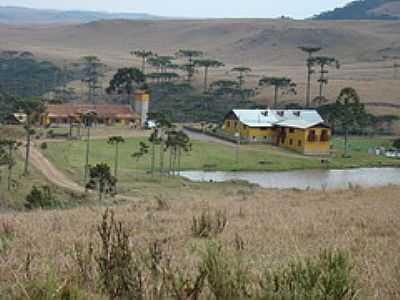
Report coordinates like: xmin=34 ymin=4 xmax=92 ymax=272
xmin=97 ymin=209 xmax=143 ymax=299
xmin=259 ymin=248 xmax=359 ymax=299
xmin=191 ymin=209 xmax=227 ymax=238
xmin=47 ymin=129 xmax=54 ymax=138
xmin=40 ymin=142 xmax=48 ymax=150
xmin=200 ymin=242 xmax=251 ymax=299
xmin=0 ymin=220 xmax=15 ymax=254
xmin=393 ymin=139 xmax=400 ymax=149
xmin=25 ymin=185 xmax=56 ymax=210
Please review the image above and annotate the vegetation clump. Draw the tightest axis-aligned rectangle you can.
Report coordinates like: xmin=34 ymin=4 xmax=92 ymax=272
xmin=191 ymin=209 xmax=228 ymax=238
xmin=25 ymin=185 xmax=57 ymax=210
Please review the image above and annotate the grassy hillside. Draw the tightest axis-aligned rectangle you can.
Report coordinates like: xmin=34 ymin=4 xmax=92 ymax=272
xmin=314 ymin=0 xmax=400 ymax=20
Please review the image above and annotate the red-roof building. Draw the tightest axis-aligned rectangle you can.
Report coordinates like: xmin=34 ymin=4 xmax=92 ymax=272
xmin=41 ymin=104 xmax=137 ymax=127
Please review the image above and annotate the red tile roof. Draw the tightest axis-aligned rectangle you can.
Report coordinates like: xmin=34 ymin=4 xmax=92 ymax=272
xmin=46 ymin=104 xmax=137 ymax=119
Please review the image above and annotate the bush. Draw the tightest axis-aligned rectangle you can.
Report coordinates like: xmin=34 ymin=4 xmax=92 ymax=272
xmin=97 ymin=209 xmax=143 ymax=299
xmin=47 ymin=130 xmax=54 ymax=138
xmin=259 ymin=248 xmax=359 ymax=299
xmin=393 ymin=139 xmax=400 ymax=149
xmin=200 ymin=242 xmax=250 ymax=299
xmin=0 ymin=220 xmax=15 ymax=254
xmin=40 ymin=142 xmax=48 ymax=150
xmin=25 ymin=185 xmax=56 ymax=210
xmin=191 ymin=209 xmax=227 ymax=238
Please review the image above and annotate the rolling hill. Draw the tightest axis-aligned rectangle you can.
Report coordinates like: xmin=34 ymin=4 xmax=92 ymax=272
xmin=0 ymin=18 xmax=399 ymax=107
xmin=314 ymin=0 xmax=400 ymax=20
xmin=0 ymin=6 xmax=165 ymax=24
xmin=0 ymin=19 xmax=398 ymax=66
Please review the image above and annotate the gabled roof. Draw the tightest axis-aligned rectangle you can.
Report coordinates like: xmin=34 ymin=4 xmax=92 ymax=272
xmin=230 ymin=109 xmax=325 ymax=129
xmin=46 ymin=104 xmax=136 ymax=119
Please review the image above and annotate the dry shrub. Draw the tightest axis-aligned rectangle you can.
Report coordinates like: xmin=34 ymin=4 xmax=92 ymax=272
xmin=0 ymin=219 xmax=16 ymax=253
xmin=191 ymin=209 xmax=227 ymax=238
xmin=260 ymin=248 xmax=359 ymax=299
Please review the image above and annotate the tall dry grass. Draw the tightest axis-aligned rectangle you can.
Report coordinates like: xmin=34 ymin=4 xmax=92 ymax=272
xmin=1 ymin=185 xmax=400 ymax=298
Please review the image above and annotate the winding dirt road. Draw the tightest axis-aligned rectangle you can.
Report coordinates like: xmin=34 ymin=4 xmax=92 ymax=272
xmin=22 ymin=144 xmax=139 ymax=202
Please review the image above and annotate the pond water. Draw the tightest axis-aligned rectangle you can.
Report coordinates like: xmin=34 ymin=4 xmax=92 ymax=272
xmin=180 ymin=168 xmax=400 ymax=190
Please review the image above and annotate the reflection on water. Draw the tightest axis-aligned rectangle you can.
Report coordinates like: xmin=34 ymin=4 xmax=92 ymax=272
xmin=180 ymin=168 xmax=400 ymax=190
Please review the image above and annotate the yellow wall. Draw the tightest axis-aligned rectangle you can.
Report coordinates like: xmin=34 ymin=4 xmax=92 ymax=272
xmin=223 ymin=119 xmax=331 ymax=155
xmin=134 ymin=91 xmax=150 ymax=102
xmin=279 ymin=127 xmax=331 ymax=155
xmin=223 ymin=120 xmax=274 ymax=141
xmin=279 ymin=128 xmax=307 ymax=153
xmin=303 ymin=127 xmax=331 ymax=155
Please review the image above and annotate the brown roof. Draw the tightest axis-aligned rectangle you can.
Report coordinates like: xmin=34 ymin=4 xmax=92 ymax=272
xmin=45 ymin=104 xmax=137 ymax=119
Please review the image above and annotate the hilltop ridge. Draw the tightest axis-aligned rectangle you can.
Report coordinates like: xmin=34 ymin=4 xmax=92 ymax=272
xmin=314 ymin=0 xmax=400 ymax=20
xmin=0 ymin=6 xmax=165 ymax=24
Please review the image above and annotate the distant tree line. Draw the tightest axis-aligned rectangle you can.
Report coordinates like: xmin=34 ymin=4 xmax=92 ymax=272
xmin=0 ymin=50 xmax=74 ymax=98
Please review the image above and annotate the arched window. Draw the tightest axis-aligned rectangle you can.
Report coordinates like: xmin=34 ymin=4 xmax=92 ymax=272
xmin=320 ymin=130 xmax=330 ymax=142
xmin=307 ymin=130 xmax=317 ymax=142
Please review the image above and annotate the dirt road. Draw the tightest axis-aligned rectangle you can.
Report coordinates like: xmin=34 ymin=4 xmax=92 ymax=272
xmin=22 ymin=144 xmax=139 ymax=202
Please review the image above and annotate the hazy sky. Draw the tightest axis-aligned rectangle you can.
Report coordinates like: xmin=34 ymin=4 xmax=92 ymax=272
xmin=0 ymin=0 xmax=351 ymax=18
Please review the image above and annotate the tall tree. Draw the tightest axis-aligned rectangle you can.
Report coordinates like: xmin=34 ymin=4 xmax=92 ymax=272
xmin=165 ymin=130 xmax=191 ymax=175
xmin=147 ymin=55 xmax=179 ymax=83
xmin=131 ymin=50 xmax=153 ymax=74
xmin=83 ymin=111 xmax=97 ymax=187
xmin=0 ymin=139 xmax=19 ymax=191
xmin=106 ymin=68 xmax=146 ymax=104
xmin=176 ymin=49 xmax=203 ymax=84
xmin=86 ymin=163 xmax=116 ymax=201
xmin=80 ymin=56 xmax=105 ymax=104
xmin=231 ymin=66 xmax=252 ymax=90
xmin=148 ymin=112 xmax=173 ymax=177
xmin=107 ymin=136 xmax=125 ymax=178
xmin=298 ymin=46 xmax=322 ymax=107
xmin=132 ymin=142 xmax=149 ymax=175
xmin=335 ymin=87 xmax=367 ymax=155
xmin=16 ymin=98 xmax=44 ymax=175
xmin=308 ymin=56 xmax=340 ymax=104
xmin=194 ymin=59 xmax=225 ymax=93
xmin=148 ymin=129 xmax=161 ymax=176
xmin=259 ymin=77 xmax=297 ymax=108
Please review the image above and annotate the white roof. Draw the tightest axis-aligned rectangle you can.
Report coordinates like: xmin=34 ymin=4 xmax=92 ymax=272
xmin=231 ymin=109 xmax=325 ymax=129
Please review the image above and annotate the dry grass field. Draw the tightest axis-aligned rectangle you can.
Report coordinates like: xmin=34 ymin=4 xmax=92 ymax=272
xmin=1 ymin=183 xmax=400 ymax=298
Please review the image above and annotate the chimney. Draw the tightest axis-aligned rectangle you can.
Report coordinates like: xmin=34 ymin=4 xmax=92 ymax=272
xmin=134 ymin=90 xmax=150 ymax=128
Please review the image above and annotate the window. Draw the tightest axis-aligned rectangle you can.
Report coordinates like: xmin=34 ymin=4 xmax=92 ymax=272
xmin=307 ymin=130 xmax=317 ymax=142
xmin=298 ymin=140 xmax=302 ymax=147
xmin=289 ymin=139 xmax=293 ymax=145
xmin=320 ymin=129 xmax=330 ymax=142
xmin=289 ymin=128 xmax=295 ymax=133
xmin=226 ymin=121 xmax=230 ymax=128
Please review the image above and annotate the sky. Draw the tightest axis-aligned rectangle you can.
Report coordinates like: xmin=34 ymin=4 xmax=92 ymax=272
xmin=0 ymin=0 xmax=351 ymax=19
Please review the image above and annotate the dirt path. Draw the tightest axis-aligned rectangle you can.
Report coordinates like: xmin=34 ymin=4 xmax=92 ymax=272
xmin=21 ymin=145 xmax=85 ymax=193
xmin=21 ymin=144 xmax=139 ymax=202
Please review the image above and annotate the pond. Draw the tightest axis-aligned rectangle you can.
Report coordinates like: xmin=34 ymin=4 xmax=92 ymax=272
xmin=180 ymin=168 xmax=400 ymax=190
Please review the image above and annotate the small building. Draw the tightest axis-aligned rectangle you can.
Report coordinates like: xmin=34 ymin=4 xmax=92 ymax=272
xmin=41 ymin=104 xmax=137 ymax=127
xmin=4 ymin=113 xmax=27 ymax=125
xmin=41 ymin=90 xmax=151 ymax=128
xmin=223 ymin=109 xmax=331 ymax=155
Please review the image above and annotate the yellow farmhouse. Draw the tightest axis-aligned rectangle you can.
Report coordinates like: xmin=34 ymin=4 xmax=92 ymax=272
xmin=223 ymin=109 xmax=331 ymax=155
